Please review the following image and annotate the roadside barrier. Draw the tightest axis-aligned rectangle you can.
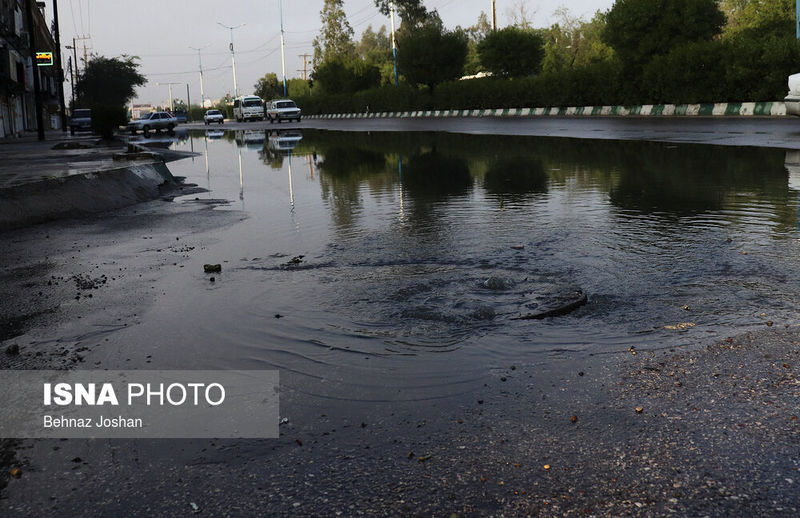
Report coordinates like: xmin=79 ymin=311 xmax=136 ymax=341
xmin=305 ymin=101 xmax=786 ymax=120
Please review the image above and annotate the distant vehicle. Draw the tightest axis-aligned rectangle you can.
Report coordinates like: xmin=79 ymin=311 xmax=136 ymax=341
xmin=173 ymin=109 xmax=187 ymax=123
xmin=68 ymin=108 xmax=92 ymax=135
xmin=268 ymin=130 xmax=303 ymax=152
xmin=128 ymin=111 xmax=178 ymax=134
xmin=204 ymin=109 xmax=224 ymax=125
xmin=786 ymin=73 xmax=800 ymax=116
xmin=267 ymin=99 xmax=301 ymax=123
xmin=206 ymin=129 xmax=225 ymax=140
xmin=233 ymin=95 xmax=264 ymax=122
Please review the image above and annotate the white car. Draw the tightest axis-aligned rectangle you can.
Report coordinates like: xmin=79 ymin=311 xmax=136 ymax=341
xmin=128 ymin=111 xmax=178 ymax=134
xmin=267 ymin=99 xmax=302 ymax=123
xmin=786 ymin=73 xmax=800 ymax=116
xmin=204 ymin=109 xmax=224 ymax=125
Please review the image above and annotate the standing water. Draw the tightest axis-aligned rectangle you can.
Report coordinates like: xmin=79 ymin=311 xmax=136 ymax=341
xmin=110 ymin=129 xmax=800 ymax=409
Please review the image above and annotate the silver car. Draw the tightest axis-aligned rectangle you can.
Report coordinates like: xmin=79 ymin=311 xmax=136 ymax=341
xmin=128 ymin=111 xmax=178 ymax=134
xmin=266 ymin=99 xmax=301 ymax=123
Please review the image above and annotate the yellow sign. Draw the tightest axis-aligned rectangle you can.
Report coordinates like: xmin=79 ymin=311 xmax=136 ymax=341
xmin=36 ymin=52 xmax=53 ymax=66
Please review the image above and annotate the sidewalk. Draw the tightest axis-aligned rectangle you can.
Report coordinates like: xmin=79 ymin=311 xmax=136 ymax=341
xmin=0 ymin=129 xmax=195 ymax=230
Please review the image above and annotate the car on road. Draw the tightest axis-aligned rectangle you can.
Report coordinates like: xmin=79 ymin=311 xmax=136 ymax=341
xmin=266 ymin=99 xmax=301 ymax=123
xmin=68 ymin=108 xmax=92 ymax=135
xmin=233 ymin=95 xmax=265 ymax=122
xmin=204 ymin=109 xmax=225 ymax=125
xmin=128 ymin=111 xmax=178 ymax=134
xmin=786 ymin=73 xmax=800 ymax=116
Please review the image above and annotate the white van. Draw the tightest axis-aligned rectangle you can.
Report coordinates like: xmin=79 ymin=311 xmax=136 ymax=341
xmin=233 ymin=95 xmax=265 ymax=122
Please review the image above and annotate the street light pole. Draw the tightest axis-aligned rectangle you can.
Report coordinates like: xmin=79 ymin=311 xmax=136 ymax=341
xmin=390 ymin=2 xmax=398 ymax=86
xmin=218 ymin=22 xmax=245 ymax=99
xmin=280 ymin=0 xmax=287 ymax=98
xmin=52 ymin=0 xmax=67 ymax=132
xmin=189 ymin=44 xmax=209 ymax=108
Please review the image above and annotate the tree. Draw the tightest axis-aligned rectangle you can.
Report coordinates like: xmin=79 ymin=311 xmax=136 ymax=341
xmin=506 ymin=0 xmax=536 ymax=29
xmin=74 ymin=55 xmax=146 ymax=138
xmin=541 ymin=9 xmax=614 ymax=75
xmin=357 ymin=25 xmax=391 ymax=65
xmin=311 ymin=58 xmax=380 ymax=94
xmin=374 ymin=0 xmax=429 ymax=27
xmin=397 ymin=18 xmax=468 ymax=91
xmin=312 ymin=0 xmax=356 ymax=66
xmin=477 ymin=27 xmax=544 ymax=78
xmin=723 ymin=0 xmax=794 ymax=37
xmin=602 ymin=0 xmax=725 ymax=70
xmin=254 ymin=73 xmax=282 ymax=101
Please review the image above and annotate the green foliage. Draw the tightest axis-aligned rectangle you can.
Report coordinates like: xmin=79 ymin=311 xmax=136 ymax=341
xmin=357 ymin=25 xmax=391 ymax=65
xmin=287 ymin=78 xmax=311 ymax=98
xmin=254 ymin=73 xmax=282 ymax=101
xmin=603 ymin=0 xmax=725 ymax=69
xmin=477 ymin=27 xmax=544 ymax=78
xmin=643 ymin=40 xmax=729 ymax=103
xmin=312 ymin=58 xmax=380 ymax=94
xmin=373 ymin=0 xmax=428 ymax=27
xmin=397 ymin=20 xmax=468 ymax=91
xmin=542 ymin=9 xmax=614 ymax=75
xmin=723 ymin=0 xmax=794 ymax=37
xmin=74 ymin=55 xmax=146 ymax=138
xmin=313 ymin=0 xmax=356 ymax=66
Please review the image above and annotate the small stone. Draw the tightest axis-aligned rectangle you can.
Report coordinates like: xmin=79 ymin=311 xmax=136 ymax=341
xmin=571 ymin=415 xmax=578 ymax=423
xmin=635 ymin=406 xmax=644 ymax=414
xmin=5 ymin=344 xmax=19 ymax=355
xmin=209 ymin=277 xmax=215 ymax=283
xmin=10 ymin=467 xmax=21 ymax=478
xmin=203 ymin=264 xmax=222 ymax=273
xmin=766 ymin=321 xmax=774 ymax=327
xmin=543 ymin=464 xmax=551 ymax=470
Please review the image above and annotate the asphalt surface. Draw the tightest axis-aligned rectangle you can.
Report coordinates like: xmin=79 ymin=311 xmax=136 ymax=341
xmin=1 ymin=117 xmax=800 ymax=516
xmin=187 ymin=115 xmax=800 ymax=150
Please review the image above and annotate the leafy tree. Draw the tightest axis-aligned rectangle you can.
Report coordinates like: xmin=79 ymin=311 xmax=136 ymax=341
xmin=462 ymin=12 xmax=492 ymax=76
xmin=312 ymin=0 xmax=356 ymax=66
xmin=541 ymin=9 xmax=614 ymax=74
xmin=602 ymin=0 xmax=725 ymax=69
xmin=397 ymin=18 xmax=468 ymax=91
xmin=357 ymin=25 xmax=391 ymax=65
xmin=312 ymin=58 xmax=380 ymax=94
xmin=477 ymin=26 xmax=544 ymax=78
xmin=254 ymin=73 xmax=283 ymax=101
xmin=374 ymin=0 xmax=429 ymax=27
xmin=287 ymin=78 xmax=311 ymax=98
xmin=74 ymin=55 xmax=146 ymax=138
xmin=723 ymin=0 xmax=794 ymax=37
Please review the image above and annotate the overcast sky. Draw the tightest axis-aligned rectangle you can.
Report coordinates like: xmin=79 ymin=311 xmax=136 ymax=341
xmin=47 ymin=0 xmax=615 ymax=107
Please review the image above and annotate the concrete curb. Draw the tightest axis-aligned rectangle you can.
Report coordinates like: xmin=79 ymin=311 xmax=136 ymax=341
xmin=305 ymin=101 xmax=786 ymax=120
xmin=0 ymin=161 xmax=175 ymax=231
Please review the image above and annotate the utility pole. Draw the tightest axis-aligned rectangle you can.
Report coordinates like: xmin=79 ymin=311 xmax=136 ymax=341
xmin=157 ymin=82 xmax=181 ymax=111
xmin=186 ymin=83 xmax=191 ymax=121
xmin=67 ymin=56 xmax=74 ymax=106
xmin=189 ymin=44 xmax=209 ymax=108
xmin=52 ymin=0 xmax=67 ymax=132
xmin=24 ymin=0 xmax=44 ymax=140
xmin=280 ymin=0 xmax=287 ymax=97
xmin=797 ymin=0 xmax=799 ymax=39
xmin=298 ymin=53 xmax=311 ymax=80
xmin=218 ymin=22 xmax=245 ymax=98
xmin=491 ymin=0 xmax=497 ymax=31
xmin=390 ymin=2 xmax=398 ymax=86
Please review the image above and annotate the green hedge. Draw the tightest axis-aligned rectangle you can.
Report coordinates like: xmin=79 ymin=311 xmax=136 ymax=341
xmin=295 ymin=34 xmax=800 ymax=114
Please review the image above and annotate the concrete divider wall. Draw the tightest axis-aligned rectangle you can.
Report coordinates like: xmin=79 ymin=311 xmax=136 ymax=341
xmin=306 ymin=101 xmax=787 ymax=120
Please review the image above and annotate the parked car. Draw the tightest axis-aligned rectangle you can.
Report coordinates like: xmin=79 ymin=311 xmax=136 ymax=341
xmin=204 ymin=109 xmax=225 ymax=125
xmin=68 ymin=108 xmax=92 ymax=135
xmin=786 ymin=73 xmax=800 ymax=116
xmin=128 ymin=111 xmax=178 ymax=134
xmin=233 ymin=95 xmax=264 ymax=122
xmin=266 ymin=99 xmax=301 ymax=123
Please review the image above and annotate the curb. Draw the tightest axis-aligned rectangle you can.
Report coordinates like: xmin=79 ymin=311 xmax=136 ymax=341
xmin=0 ymin=161 xmax=175 ymax=231
xmin=305 ymin=101 xmax=786 ymax=120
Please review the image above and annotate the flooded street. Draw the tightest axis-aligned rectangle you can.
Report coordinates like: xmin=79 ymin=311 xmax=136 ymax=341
xmin=132 ymin=130 xmax=800 ymax=408
xmin=4 ymin=129 xmax=800 ymax=516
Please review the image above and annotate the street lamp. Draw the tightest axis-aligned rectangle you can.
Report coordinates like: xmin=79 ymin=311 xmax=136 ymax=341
xmin=279 ymin=0 xmax=287 ymax=97
xmin=218 ymin=22 xmax=245 ymax=99
xmin=189 ymin=44 xmax=210 ymax=108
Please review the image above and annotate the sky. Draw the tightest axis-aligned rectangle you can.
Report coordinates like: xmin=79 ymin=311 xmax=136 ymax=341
xmin=46 ymin=0 xmax=615 ymax=107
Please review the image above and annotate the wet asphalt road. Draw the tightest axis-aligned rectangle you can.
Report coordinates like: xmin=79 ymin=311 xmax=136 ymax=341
xmin=1 ymin=117 xmax=800 ymax=516
xmin=188 ymin=115 xmax=800 ymax=150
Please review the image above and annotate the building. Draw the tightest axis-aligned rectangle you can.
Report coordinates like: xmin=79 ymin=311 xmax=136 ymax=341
xmin=0 ymin=0 xmax=59 ymax=137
